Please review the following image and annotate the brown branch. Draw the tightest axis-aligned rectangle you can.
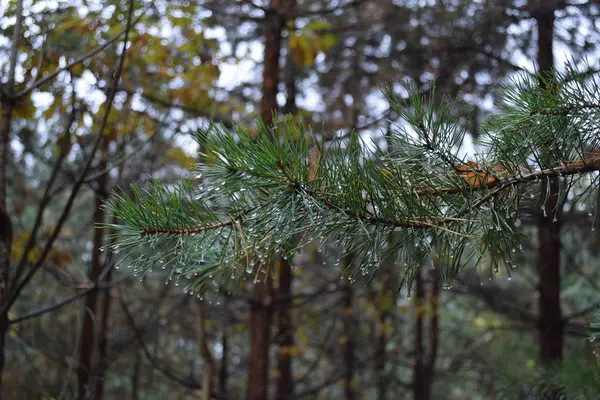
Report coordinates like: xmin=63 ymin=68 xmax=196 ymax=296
xmin=469 ymin=160 xmax=600 ymax=211
xmin=138 ymin=206 xmax=257 ymax=237
xmin=136 ymin=156 xmax=600 ymax=241
xmin=194 ymin=301 xmax=215 ymax=400
xmin=9 ymin=284 xmax=102 ymax=325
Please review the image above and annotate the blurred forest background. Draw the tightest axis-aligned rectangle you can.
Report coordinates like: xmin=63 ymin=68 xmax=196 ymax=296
xmin=2 ymin=0 xmax=600 ymax=399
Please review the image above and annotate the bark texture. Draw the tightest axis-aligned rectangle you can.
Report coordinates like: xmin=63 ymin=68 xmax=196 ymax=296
xmin=533 ymin=0 xmax=564 ymax=366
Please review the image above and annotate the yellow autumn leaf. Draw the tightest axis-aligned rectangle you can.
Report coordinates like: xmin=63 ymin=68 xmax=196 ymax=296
xmin=288 ymin=20 xmax=337 ymax=67
xmin=70 ymin=62 xmax=84 ymax=76
xmin=14 ymin=96 xmax=35 ymax=119
xmin=165 ymin=148 xmax=196 ymax=169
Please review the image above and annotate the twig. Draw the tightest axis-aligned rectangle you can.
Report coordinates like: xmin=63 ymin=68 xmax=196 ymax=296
xmin=12 ymin=96 xmax=78 ymax=286
xmin=119 ymin=298 xmax=229 ymax=400
xmin=15 ymin=12 xmax=144 ymax=99
xmin=8 ymin=270 xmax=123 ymax=326
xmin=138 ymin=206 xmax=257 ymax=237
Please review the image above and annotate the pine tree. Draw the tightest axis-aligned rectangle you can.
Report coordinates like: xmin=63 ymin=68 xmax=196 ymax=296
xmin=105 ymin=64 xmax=600 ymax=302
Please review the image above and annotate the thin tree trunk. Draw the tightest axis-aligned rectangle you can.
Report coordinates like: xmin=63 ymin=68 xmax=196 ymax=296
xmin=275 ymin=259 xmax=294 ymax=399
xmin=77 ymin=137 xmax=109 ymax=400
xmin=0 ymin=111 xmax=13 ymax=400
xmin=247 ymin=271 xmax=273 ymax=400
xmin=194 ymin=302 xmax=214 ymax=400
xmin=533 ymin=0 xmax=563 ymax=366
xmin=246 ymin=1 xmax=287 ymax=399
xmin=258 ymin=0 xmax=285 ymax=127
xmin=376 ymin=313 xmax=387 ymax=400
xmin=94 ymin=265 xmax=112 ymax=398
xmin=274 ymin=38 xmax=297 ymax=399
xmin=343 ymin=285 xmax=356 ymax=400
xmin=131 ymin=351 xmax=141 ymax=400
xmin=219 ymin=329 xmax=228 ymax=396
xmin=412 ymin=269 xmax=426 ymax=400
xmin=93 ymin=95 xmax=129 ymax=399
xmin=0 ymin=1 xmax=23 ymax=396
xmin=425 ymin=268 xmax=439 ymax=399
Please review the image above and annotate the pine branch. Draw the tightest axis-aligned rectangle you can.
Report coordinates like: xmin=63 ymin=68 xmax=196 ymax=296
xmin=105 ymin=63 xmax=600 ymax=293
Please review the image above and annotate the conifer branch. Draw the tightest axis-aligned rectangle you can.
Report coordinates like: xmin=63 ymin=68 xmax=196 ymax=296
xmin=105 ymin=64 xmax=600 ymax=293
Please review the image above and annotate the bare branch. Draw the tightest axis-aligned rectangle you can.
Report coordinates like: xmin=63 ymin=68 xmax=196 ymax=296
xmin=14 ymin=13 xmax=143 ymax=99
xmin=4 ymin=0 xmax=137 ymax=313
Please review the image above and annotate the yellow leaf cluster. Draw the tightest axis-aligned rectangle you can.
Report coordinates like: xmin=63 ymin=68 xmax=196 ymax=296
xmin=471 ymin=315 xmax=503 ymax=329
xmin=14 ymin=96 xmax=35 ymax=119
xmin=288 ymin=21 xmax=337 ymax=67
xmin=276 ymin=345 xmax=304 ymax=358
xmin=11 ymin=231 xmax=72 ymax=267
xmin=379 ymin=322 xmax=393 ymax=337
xmin=165 ymin=148 xmax=196 ymax=170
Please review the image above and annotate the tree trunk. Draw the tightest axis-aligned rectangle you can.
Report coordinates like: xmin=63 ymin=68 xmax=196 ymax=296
xmin=194 ymin=302 xmax=214 ymax=400
xmin=425 ymin=268 xmax=439 ymax=399
xmin=412 ymin=269 xmax=427 ymax=400
xmin=131 ymin=351 xmax=141 ymax=400
xmin=246 ymin=271 xmax=273 ymax=400
xmin=246 ymin=1 xmax=287 ymax=399
xmin=533 ymin=1 xmax=563 ymax=366
xmin=219 ymin=329 xmax=228 ymax=396
xmin=275 ymin=259 xmax=294 ymax=399
xmin=274 ymin=37 xmax=298 ymax=399
xmin=375 ymin=289 xmax=389 ymax=400
xmin=77 ymin=137 xmax=109 ymax=400
xmin=0 ymin=107 xmax=13 ymax=400
xmin=258 ymin=0 xmax=286 ymax=126
xmin=93 ymin=253 xmax=113 ymax=398
xmin=343 ymin=285 xmax=356 ymax=400
xmin=0 ymin=1 xmax=22 ymax=396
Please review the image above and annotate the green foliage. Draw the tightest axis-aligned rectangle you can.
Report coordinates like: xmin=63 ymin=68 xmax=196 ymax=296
xmin=494 ymin=359 xmax=600 ymax=400
xmin=105 ymin=65 xmax=600 ymax=296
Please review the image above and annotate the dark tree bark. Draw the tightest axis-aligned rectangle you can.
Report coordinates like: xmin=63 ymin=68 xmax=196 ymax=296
xmin=425 ymin=268 xmax=439 ymax=399
xmin=195 ymin=302 xmax=215 ymax=400
xmin=0 ymin=1 xmax=22 ymax=396
xmin=258 ymin=0 xmax=286 ymax=127
xmin=343 ymin=285 xmax=356 ymax=400
xmin=532 ymin=0 xmax=564 ymax=366
xmin=219 ymin=329 xmax=228 ymax=396
xmin=412 ymin=270 xmax=427 ymax=400
xmin=274 ymin=36 xmax=298 ymax=399
xmin=131 ymin=351 xmax=141 ymax=400
xmin=375 ymin=290 xmax=390 ymax=400
xmin=94 ymin=264 xmax=113 ymax=398
xmin=412 ymin=266 xmax=439 ymax=400
xmin=275 ymin=258 xmax=294 ymax=399
xmin=246 ymin=1 xmax=288 ymax=399
xmin=0 ymin=111 xmax=13 ymax=400
xmin=77 ymin=137 xmax=109 ymax=400
xmin=246 ymin=271 xmax=273 ymax=400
